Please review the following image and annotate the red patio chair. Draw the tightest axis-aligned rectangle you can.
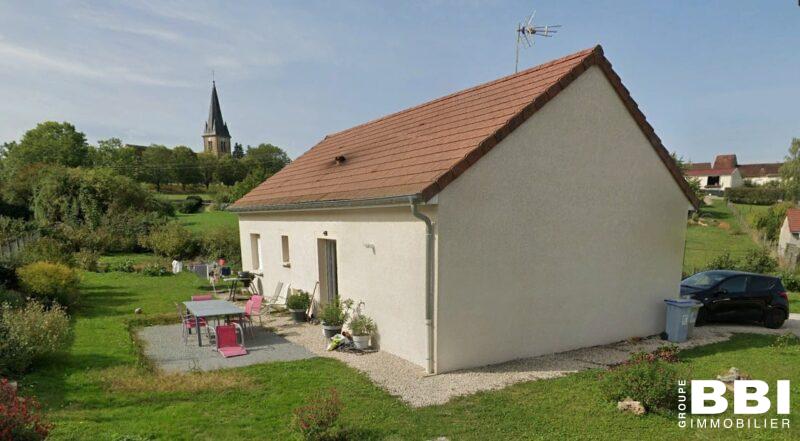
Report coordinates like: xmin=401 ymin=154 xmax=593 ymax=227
xmin=215 ymin=324 xmax=247 ymax=358
xmin=191 ymin=294 xmax=213 ymax=301
xmin=175 ymin=302 xmax=207 ymax=344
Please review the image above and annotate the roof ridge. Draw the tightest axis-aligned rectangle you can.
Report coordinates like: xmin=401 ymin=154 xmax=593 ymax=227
xmin=323 ymin=46 xmax=600 ymax=140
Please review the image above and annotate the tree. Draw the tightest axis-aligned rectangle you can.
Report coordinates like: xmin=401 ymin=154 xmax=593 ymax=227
xmin=171 ymin=146 xmax=201 ymax=190
xmin=243 ymin=143 xmax=291 ymax=178
xmin=671 ymin=151 xmax=703 ymax=202
xmin=780 ymin=138 xmax=800 ymax=201
xmin=232 ymin=142 xmax=244 ymax=159
xmin=197 ymin=153 xmax=219 ymax=189
xmin=140 ymin=145 xmax=174 ymax=192
xmin=2 ymin=122 xmax=89 ymax=175
xmin=215 ymin=156 xmax=247 ymax=186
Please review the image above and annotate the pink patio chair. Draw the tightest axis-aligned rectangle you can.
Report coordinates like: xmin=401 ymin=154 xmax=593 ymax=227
xmin=215 ymin=324 xmax=247 ymax=358
xmin=175 ymin=302 xmax=207 ymax=344
xmin=191 ymin=294 xmax=213 ymax=301
xmin=247 ymin=295 xmax=264 ymax=326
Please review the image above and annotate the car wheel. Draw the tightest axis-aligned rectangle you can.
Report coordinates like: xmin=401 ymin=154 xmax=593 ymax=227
xmin=695 ymin=306 xmax=708 ymax=326
xmin=764 ymin=308 xmax=786 ymax=329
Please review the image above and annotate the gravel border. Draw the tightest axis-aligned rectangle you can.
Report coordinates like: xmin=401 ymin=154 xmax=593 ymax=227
xmin=265 ymin=312 xmax=800 ymax=407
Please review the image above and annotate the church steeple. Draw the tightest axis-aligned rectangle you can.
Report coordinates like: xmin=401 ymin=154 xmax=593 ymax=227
xmin=202 ymin=81 xmax=232 ymax=156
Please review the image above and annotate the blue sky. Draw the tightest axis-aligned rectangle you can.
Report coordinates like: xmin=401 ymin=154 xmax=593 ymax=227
xmin=0 ymin=1 xmax=797 ymax=163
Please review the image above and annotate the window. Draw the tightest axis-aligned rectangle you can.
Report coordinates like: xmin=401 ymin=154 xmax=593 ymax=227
xmin=707 ymin=176 xmax=720 ymax=187
xmin=281 ymin=235 xmax=290 ymax=267
xmin=718 ymin=276 xmax=747 ymax=295
xmin=749 ymin=276 xmax=775 ymax=292
xmin=249 ymin=234 xmax=262 ymax=271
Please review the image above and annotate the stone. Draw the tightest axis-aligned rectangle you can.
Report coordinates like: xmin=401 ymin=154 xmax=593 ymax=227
xmin=134 ymin=308 xmax=143 ymax=314
xmin=617 ymin=397 xmax=646 ymax=415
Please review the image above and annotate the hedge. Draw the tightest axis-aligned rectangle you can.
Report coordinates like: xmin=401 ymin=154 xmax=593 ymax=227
xmin=725 ymin=187 xmax=785 ymax=205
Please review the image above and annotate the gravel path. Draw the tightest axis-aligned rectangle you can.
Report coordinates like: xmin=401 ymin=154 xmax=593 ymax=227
xmin=266 ymin=313 xmax=800 ymax=407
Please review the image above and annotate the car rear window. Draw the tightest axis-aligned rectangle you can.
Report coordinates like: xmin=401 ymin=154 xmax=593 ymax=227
xmin=750 ymin=277 xmax=775 ymax=291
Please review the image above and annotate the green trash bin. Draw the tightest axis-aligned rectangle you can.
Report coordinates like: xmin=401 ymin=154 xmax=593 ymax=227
xmin=663 ymin=298 xmax=702 ymax=343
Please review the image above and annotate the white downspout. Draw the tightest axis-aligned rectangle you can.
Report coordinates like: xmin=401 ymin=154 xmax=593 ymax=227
xmin=410 ymin=197 xmax=436 ymax=374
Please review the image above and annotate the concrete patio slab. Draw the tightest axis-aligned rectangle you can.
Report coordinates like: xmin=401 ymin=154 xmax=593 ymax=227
xmin=138 ymin=324 xmax=314 ymax=373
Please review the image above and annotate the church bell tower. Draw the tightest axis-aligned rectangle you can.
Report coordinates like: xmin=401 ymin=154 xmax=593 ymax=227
xmin=202 ymin=81 xmax=232 ymax=157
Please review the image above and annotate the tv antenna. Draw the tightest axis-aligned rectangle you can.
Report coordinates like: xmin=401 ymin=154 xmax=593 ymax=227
xmin=515 ymin=10 xmax=560 ymax=73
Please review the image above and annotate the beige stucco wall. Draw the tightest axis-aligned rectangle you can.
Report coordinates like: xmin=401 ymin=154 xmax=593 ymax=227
xmin=747 ymin=176 xmax=781 ymax=186
xmin=696 ymin=170 xmax=742 ymax=190
xmin=237 ymin=206 xmax=435 ymax=367
xmin=778 ymin=217 xmax=798 ymax=254
xmin=434 ymin=65 xmax=690 ymax=372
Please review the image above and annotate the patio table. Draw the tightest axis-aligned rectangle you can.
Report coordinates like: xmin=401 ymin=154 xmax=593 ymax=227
xmin=183 ymin=300 xmax=244 ymax=346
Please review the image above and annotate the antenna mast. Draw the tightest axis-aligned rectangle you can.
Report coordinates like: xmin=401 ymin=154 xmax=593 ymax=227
xmin=515 ymin=10 xmax=561 ymax=73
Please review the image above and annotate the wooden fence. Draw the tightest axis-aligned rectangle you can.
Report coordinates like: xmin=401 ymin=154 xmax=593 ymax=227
xmin=0 ymin=231 xmax=39 ymax=259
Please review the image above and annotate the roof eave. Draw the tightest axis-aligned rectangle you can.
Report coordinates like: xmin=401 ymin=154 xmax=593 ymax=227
xmin=227 ymin=194 xmax=426 ymax=214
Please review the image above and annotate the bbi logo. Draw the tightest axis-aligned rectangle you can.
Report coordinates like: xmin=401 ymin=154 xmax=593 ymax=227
xmin=692 ymin=380 xmax=791 ymax=414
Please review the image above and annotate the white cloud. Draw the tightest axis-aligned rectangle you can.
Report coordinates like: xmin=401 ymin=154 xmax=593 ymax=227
xmin=0 ymin=38 xmax=190 ymax=87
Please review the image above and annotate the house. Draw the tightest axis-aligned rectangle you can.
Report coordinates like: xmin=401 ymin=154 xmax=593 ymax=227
xmin=778 ymin=208 xmax=800 ymax=256
xmin=738 ymin=162 xmax=782 ymax=186
xmin=230 ymin=45 xmax=699 ymax=373
xmin=685 ymin=154 xmax=783 ymax=192
xmin=685 ymin=154 xmax=743 ymax=193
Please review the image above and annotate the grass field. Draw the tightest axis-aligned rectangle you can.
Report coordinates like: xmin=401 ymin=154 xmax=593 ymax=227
xmin=18 ymin=262 xmax=800 ymax=440
xmin=176 ymin=209 xmax=238 ymax=233
xmin=683 ymin=199 xmax=760 ymax=274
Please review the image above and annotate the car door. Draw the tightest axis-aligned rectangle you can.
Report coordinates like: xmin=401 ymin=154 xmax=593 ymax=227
xmin=707 ymin=275 xmax=750 ymax=322
xmin=743 ymin=276 xmax=775 ymax=321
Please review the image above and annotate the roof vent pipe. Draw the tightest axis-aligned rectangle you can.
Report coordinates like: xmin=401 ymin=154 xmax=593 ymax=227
xmin=409 ymin=197 xmax=435 ymax=375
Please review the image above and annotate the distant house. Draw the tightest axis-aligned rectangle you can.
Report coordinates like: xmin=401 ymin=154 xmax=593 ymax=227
xmin=685 ymin=155 xmax=743 ymax=193
xmin=231 ymin=46 xmax=699 ymax=373
xmin=738 ymin=163 xmax=782 ymax=186
xmin=685 ymin=154 xmax=782 ymax=193
xmin=778 ymin=208 xmax=800 ymax=256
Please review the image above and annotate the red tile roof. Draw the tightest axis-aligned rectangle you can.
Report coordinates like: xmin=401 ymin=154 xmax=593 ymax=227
xmin=232 ymin=45 xmax=700 ymax=211
xmin=685 ymin=168 xmax=735 ymax=177
xmin=687 ymin=162 xmax=711 ymax=171
xmin=713 ymin=154 xmax=738 ymax=169
xmin=787 ymin=208 xmax=800 ymax=233
xmin=739 ymin=163 xmax=782 ymax=178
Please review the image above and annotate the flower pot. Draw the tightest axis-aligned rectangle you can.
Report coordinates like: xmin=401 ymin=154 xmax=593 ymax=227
xmin=322 ymin=324 xmax=342 ymax=338
xmin=289 ymin=309 xmax=307 ymax=323
xmin=352 ymin=334 xmax=370 ymax=350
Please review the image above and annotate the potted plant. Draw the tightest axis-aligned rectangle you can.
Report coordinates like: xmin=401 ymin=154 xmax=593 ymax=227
xmin=286 ymin=289 xmax=311 ymax=323
xmin=349 ymin=314 xmax=376 ymax=350
xmin=320 ymin=298 xmax=353 ymax=338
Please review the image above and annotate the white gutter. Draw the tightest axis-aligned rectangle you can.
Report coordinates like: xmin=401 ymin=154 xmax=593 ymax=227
xmin=409 ymin=197 xmax=436 ymax=375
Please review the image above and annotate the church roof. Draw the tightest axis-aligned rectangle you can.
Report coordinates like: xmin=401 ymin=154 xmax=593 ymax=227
xmin=204 ymin=81 xmax=231 ymax=138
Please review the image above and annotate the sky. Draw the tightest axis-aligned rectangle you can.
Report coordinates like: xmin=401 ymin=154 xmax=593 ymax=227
xmin=0 ymin=1 xmax=797 ymax=163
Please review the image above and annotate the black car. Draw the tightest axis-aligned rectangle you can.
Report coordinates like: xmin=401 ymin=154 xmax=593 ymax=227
xmin=680 ymin=270 xmax=789 ymax=329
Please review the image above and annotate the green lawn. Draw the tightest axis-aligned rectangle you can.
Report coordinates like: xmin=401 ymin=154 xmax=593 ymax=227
xmin=19 ymin=263 xmax=800 ymax=440
xmin=683 ymin=199 xmax=760 ymax=274
xmin=155 ymin=192 xmax=213 ymax=202
xmin=176 ymin=210 xmax=238 ymax=233
xmin=731 ymin=203 xmax=771 ymax=229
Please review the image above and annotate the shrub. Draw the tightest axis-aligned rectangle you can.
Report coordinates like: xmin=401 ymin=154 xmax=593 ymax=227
xmin=779 ymin=270 xmax=800 ymax=291
xmin=286 ymin=290 xmax=311 ymax=310
xmin=107 ymin=258 xmax=135 ymax=273
xmin=0 ymin=263 xmax=18 ymax=289
xmin=600 ymin=355 xmax=689 ymax=412
xmin=17 ymin=237 xmax=74 ymax=267
xmin=738 ymin=247 xmax=778 ymax=274
xmin=140 ymin=263 xmax=170 ymax=277
xmin=349 ymin=314 xmax=376 ymax=336
xmin=178 ymin=196 xmax=204 ymax=214
xmin=319 ymin=298 xmax=353 ymax=327
xmin=705 ymin=252 xmax=739 ymax=271
xmin=16 ymin=262 xmax=80 ymax=307
xmin=0 ymin=378 xmax=52 ymax=440
xmin=101 ymin=209 xmax=169 ymax=253
xmin=199 ymin=226 xmax=240 ymax=264
xmin=73 ymin=249 xmax=99 ymax=272
xmin=0 ymin=288 xmax=25 ymax=309
xmin=0 ymin=216 xmax=33 ymax=244
xmin=753 ymin=202 xmax=794 ymax=241
xmin=0 ymin=301 xmax=70 ymax=375
xmin=138 ymin=222 xmax=198 ymax=260
xmin=725 ymin=187 xmax=785 ymax=205
xmin=291 ymin=388 xmax=342 ymax=441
